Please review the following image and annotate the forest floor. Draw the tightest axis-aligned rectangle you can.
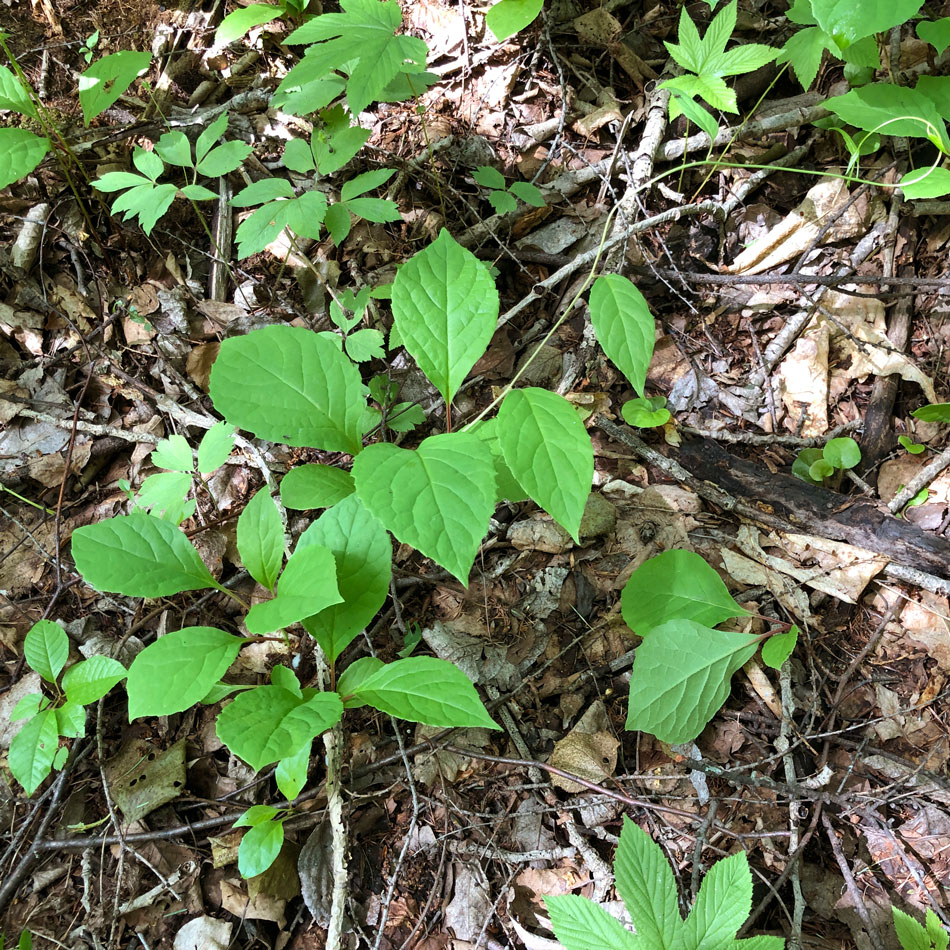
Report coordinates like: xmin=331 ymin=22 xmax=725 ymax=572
xmin=2 ymin=0 xmax=950 ymax=947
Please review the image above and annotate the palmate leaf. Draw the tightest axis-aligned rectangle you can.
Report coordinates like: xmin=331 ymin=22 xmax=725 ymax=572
xmin=777 ymin=25 xmax=835 ymax=90
xmin=681 ymin=852 xmax=752 ymax=949
xmin=543 ymin=895 xmax=640 ymax=950
xmin=284 ymin=0 xmax=428 ymax=114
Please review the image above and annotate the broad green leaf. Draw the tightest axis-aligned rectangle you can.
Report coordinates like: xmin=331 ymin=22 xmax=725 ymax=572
xmin=625 ymin=620 xmax=760 ymax=743
xmin=284 ymin=0 xmax=429 ymax=114
xmin=133 ymin=147 xmax=164 ymax=181
xmin=78 ymin=50 xmax=152 ymax=125
xmin=238 ymin=818 xmax=285 ymax=878
xmin=898 ymin=435 xmax=926 ymax=455
xmin=892 ymin=907 xmax=934 ymax=950
xmin=281 ymin=464 xmax=355 ymax=510
xmin=151 ymin=434 xmax=193 ymax=471
xmin=196 ymin=140 xmax=253 ymax=177
xmin=110 ymin=182 xmax=178 ymax=234
xmin=178 ymin=184 xmax=218 ymax=201
xmin=913 ymin=402 xmax=950 ymax=422
xmin=93 ymin=171 xmax=152 ymax=192
xmin=621 ymin=396 xmax=671 ymax=428
xmin=488 ymin=189 xmax=518 ymax=215
xmin=216 ymin=686 xmax=343 ymax=769
xmin=232 ymin=178 xmax=295 ymax=206
xmin=825 ymin=84 xmax=950 ymax=152
xmin=810 ymin=0 xmax=924 ymax=47
xmin=900 ymin=166 xmax=950 ymax=199
xmin=697 ymin=0 xmax=736 ymax=66
xmin=9 ymin=708 xmax=59 ymax=794
xmin=154 ymin=130 xmax=193 ymax=168
xmin=496 ymin=388 xmax=592 ymax=542
xmin=126 ymin=626 xmax=243 ymax=719
xmin=10 ymin=693 xmax=43 ymax=722
xmin=215 ymin=3 xmax=284 ymax=46
xmin=485 ymin=0 xmax=543 ymax=41
xmin=237 ymin=488 xmax=284 ymax=591
xmin=343 ymin=195 xmax=401 ymax=223
xmin=543 ymin=895 xmax=640 ymax=950
xmin=667 ymin=90 xmax=720 ymax=143
xmin=71 ymin=513 xmax=217 ymax=597
xmin=621 ymin=549 xmax=748 ymax=636
xmin=234 ymin=804 xmax=281 ymax=828
xmin=336 ymin=655 xmax=384 ymax=706
xmin=473 ymin=165 xmax=506 ymax=189
xmin=666 ymin=3 xmax=704 ymax=73
xmin=470 ymin=418 xmax=527 ymax=503
xmin=325 ymin=202 xmax=352 ymax=244
xmin=792 ymin=447 xmax=824 ymax=483
xmin=344 ymin=328 xmax=385 ymax=362
xmin=0 ymin=128 xmax=50 ymax=189
xmin=244 ymin=544 xmax=343 ymax=634
xmin=271 ymin=664 xmax=302 ymax=696
xmin=210 ymin=325 xmax=366 ymax=453
xmin=662 ymin=72 xmax=736 ymax=113
xmin=275 ymin=741 xmax=311 ymax=800
xmin=777 ymin=26 xmax=834 ymax=90
xmin=391 ymin=229 xmax=499 ymax=405
xmin=272 ymin=52 xmax=347 ymax=116
xmin=839 ymin=34 xmax=881 ymax=69
xmin=352 ymin=432 xmax=495 ymax=584
xmin=196 ymin=112 xmax=229 ymax=165
xmin=681 ymin=851 xmax=752 ymax=948
xmin=823 ymin=436 xmax=860 ymax=469
xmin=341 ymin=167 xmax=396 ymax=200
xmin=919 ymin=19 xmax=950 ymax=55
xmin=298 ymin=494 xmax=391 ymax=663
xmin=0 ymin=66 xmax=37 ymax=117
xmin=24 ymin=620 xmax=69 ymax=684
xmin=735 ymin=937 xmax=787 ymax=949
xmin=55 ymin=701 xmax=86 ymax=738
xmin=311 ymin=106 xmax=370 ymax=175
xmin=350 ymin=657 xmax=499 ymax=729
xmin=614 ymin=817 xmax=682 ymax=949
xmin=709 ymin=43 xmax=777 ymax=78
xmin=62 ymin=655 xmax=127 ymax=705
xmin=197 ymin=422 xmax=236 ymax=473
xmin=509 ymin=180 xmax=545 ymax=206
xmin=135 ymin=472 xmax=193 ymax=523
xmin=761 ymin=626 xmax=798 ymax=670
xmin=926 ymin=910 xmax=950 ymax=950
xmin=809 ymin=459 xmax=835 ymax=481
xmin=588 ymin=275 xmax=655 ymax=396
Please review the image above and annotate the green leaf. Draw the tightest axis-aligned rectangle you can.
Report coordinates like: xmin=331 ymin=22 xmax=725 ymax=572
xmin=919 ymin=18 xmax=950 ymax=55
xmin=496 ymin=388 xmax=592 ymax=542
xmin=93 ymin=170 xmax=152 ymax=192
xmin=9 ymin=708 xmax=59 ymax=794
xmin=216 ymin=687 xmax=343 ymax=769
xmin=245 ymin=544 xmax=343 ymax=634
xmin=237 ymin=488 xmax=284 ymax=591
xmin=666 ymin=90 xmax=721 ymax=143
xmin=589 ymin=275 xmax=656 ymax=396
xmin=210 ymin=325 xmax=367 ymax=453
xmin=825 ymin=84 xmax=950 ymax=152
xmin=71 ymin=513 xmax=217 ymax=597
xmin=0 ymin=128 xmax=50 ymax=189
xmin=473 ymin=165 xmax=507 ymax=189
xmin=681 ymin=851 xmax=752 ymax=948
xmin=311 ymin=106 xmax=371 ymax=175
xmin=284 ymin=0 xmax=429 ymax=114
xmin=110 ymin=182 xmax=178 ymax=235
xmin=486 ymin=0 xmax=543 ymax=41
xmin=470 ymin=417 xmax=527 ymax=503
xmin=810 ymin=0 xmax=924 ymax=47
xmin=271 ymin=664 xmax=302 ymax=696
xmin=666 ymin=2 xmax=705 ymax=73
xmin=613 ymin=817 xmax=682 ymax=949
xmin=350 ymin=657 xmax=499 ymax=728
xmin=621 ymin=396 xmax=671 ymax=428
xmin=62 ymin=655 xmax=127 ymax=705
xmin=78 ymin=50 xmax=152 ymax=125
xmin=24 ymin=620 xmax=69 ymax=684
xmin=900 ymin=166 xmax=950 ymax=199
xmin=281 ymin=464 xmax=355 ymax=510
xmin=344 ymin=327 xmax=385 ymax=362
xmin=152 ymin=433 xmax=193 ymax=471
xmin=133 ymin=147 xmax=164 ymax=181
xmin=238 ymin=818 xmax=285 ymax=878
xmin=893 ymin=907 xmax=933 ymax=950
xmin=926 ymin=910 xmax=949 ymax=950
xmin=625 ymin=620 xmax=760 ymax=743
xmin=275 ymin=741 xmax=311 ymax=800
xmin=134 ymin=472 xmax=193 ymax=524
xmin=776 ymin=26 xmax=835 ymax=90
xmin=488 ymin=189 xmax=518 ymax=215
xmin=0 ymin=66 xmax=37 ymax=117
xmin=126 ymin=626 xmax=243 ymax=719
xmin=55 ymin=701 xmax=86 ymax=738
xmin=708 ymin=43 xmax=777 ymax=78
xmin=543 ymin=895 xmax=640 ymax=950
xmin=792 ymin=447 xmax=824 ymax=483
xmin=215 ymin=3 xmax=285 ymax=46
xmin=344 ymin=195 xmax=401 ymax=224
xmin=391 ymin=229 xmax=499 ymax=405
xmin=352 ymin=432 xmax=495 ymax=584
xmin=234 ymin=804 xmax=281 ymax=828
xmin=823 ymin=436 xmax=860 ymax=469
xmin=898 ymin=435 xmax=926 ymax=454
xmin=272 ymin=54 xmax=347 ymax=117
xmin=662 ymin=72 xmax=736 ymax=113
xmin=196 ymin=140 xmax=253 ymax=177
xmin=10 ymin=694 xmax=43 ymax=722
xmin=232 ymin=178 xmax=295 ymax=206
xmin=809 ymin=458 xmax=835 ymax=481
xmin=621 ymin=549 xmax=748 ymax=636
xmin=760 ymin=626 xmax=798 ymax=670
xmin=341 ymin=167 xmax=396 ymax=200
xmin=325 ymin=202 xmax=352 ymax=245
xmin=336 ymin=655 xmax=384 ymax=706
xmin=197 ymin=422 xmax=235 ymax=473
xmin=509 ymin=180 xmax=546 ymax=206
xmin=913 ymin=402 xmax=950 ymax=422
xmin=155 ymin=130 xmax=193 ymax=168
xmin=697 ymin=0 xmax=736 ymax=67
xmin=299 ymin=494 xmax=392 ymax=663
xmin=196 ymin=112 xmax=229 ymax=165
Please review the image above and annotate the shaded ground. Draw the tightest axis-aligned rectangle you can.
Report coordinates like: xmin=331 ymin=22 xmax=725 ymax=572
xmin=2 ymin=0 xmax=950 ymax=947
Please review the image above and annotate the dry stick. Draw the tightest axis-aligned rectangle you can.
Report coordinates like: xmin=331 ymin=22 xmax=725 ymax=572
xmin=776 ymin=664 xmax=805 ymax=950
xmin=821 ymin=812 xmax=887 ymax=950
xmin=888 ymin=444 xmax=950 ymax=513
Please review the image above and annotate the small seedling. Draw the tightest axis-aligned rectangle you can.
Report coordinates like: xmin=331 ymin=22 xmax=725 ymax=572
xmin=892 ymin=906 xmax=949 ymax=950
xmin=792 ymin=436 xmax=861 ymax=485
xmin=621 ymin=395 xmax=670 ymax=428
xmin=472 ymin=165 xmax=545 ymax=215
xmin=898 ymin=435 xmax=926 ymax=455
xmin=79 ymin=30 xmax=99 ymax=64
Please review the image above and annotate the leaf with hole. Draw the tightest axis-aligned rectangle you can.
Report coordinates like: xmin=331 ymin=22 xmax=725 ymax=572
xmin=72 ymin=513 xmax=218 ymax=597
xmin=125 ymin=626 xmax=243 ymax=719
xmin=496 ymin=388 xmax=592 ymax=543
xmin=78 ymin=50 xmax=152 ymax=125
xmin=391 ymin=229 xmax=498 ymax=406
xmin=621 ymin=549 xmax=749 ymax=636
xmin=353 ymin=432 xmax=495 ymax=584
